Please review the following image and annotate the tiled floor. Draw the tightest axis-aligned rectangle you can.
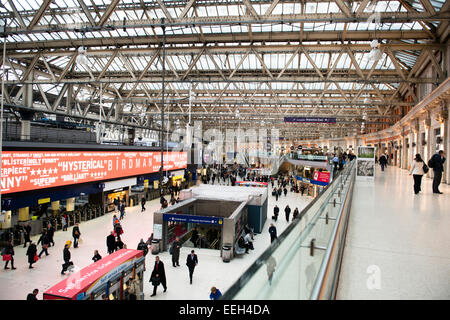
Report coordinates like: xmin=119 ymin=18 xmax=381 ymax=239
xmin=0 ymin=182 xmax=312 ymax=300
xmin=337 ymin=165 xmax=450 ymax=299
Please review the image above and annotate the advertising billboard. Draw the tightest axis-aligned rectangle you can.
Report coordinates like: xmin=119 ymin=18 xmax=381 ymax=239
xmin=313 ymin=171 xmax=331 ymax=183
xmin=1 ymin=151 xmax=187 ymax=194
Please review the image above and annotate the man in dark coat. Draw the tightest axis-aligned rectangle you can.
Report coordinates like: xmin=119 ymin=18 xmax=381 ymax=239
xmin=47 ymin=223 xmax=55 ymax=247
xmin=284 ymin=205 xmax=291 ymax=222
xmin=186 ymin=250 xmax=198 ymax=284
xmin=268 ymin=224 xmax=277 ymax=243
xmin=283 ymin=187 xmax=288 ymax=197
xmin=171 ymin=237 xmax=182 ymax=267
xmin=26 ymin=289 xmax=39 ymax=300
xmin=37 ymin=231 xmax=50 ymax=258
xmin=137 ymin=239 xmax=148 ymax=256
xmin=141 ymin=196 xmax=146 ymax=212
xmin=190 ymin=227 xmax=199 ymax=248
xmin=150 ymin=256 xmax=167 ymax=296
xmin=23 ymin=223 xmax=32 ymax=248
xmin=273 ymin=205 xmax=279 ymax=221
xmin=379 ymin=154 xmax=388 ymax=171
xmin=431 ymin=150 xmax=446 ymax=194
xmin=106 ymin=232 xmax=116 ymax=254
xmin=26 ymin=242 xmax=37 ymax=269
xmin=72 ymin=223 xmax=81 ymax=248
xmin=61 ymin=244 xmax=71 ymax=275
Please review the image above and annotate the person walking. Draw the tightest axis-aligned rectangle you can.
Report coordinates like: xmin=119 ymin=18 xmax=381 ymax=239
xmin=26 ymin=289 xmax=39 ymax=300
xmin=273 ymin=205 xmax=279 ymax=221
xmin=379 ymin=153 xmax=388 ymax=172
xmin=284 ymin=205 xmax=291 ymax=222
xmin=430 ymin=150 xmax=446 ymax=194
xmin=113 ymin=215 xmax=119 ymax=227
xmin=283 ymin=187 xmax=288 ymax=197
xmin=92 ymin=250 xmax=102 ymax=262
xmin=275 ymin=189 xmax=279 ymax=201
xmin=277 ymin=187 xmax=282 ymax=198
xmin=72 ymin=223 xmax=81 ymax=248
xmin=409 ymin=154 xmax=425 ymax=195
xmin=2 ymin=241 xmax=16 ymax=270
xmin=26 ymin=241 xmax=38 ymax=269
xmin=119 ymin=201 xmax=126 ymax=220
xmin=170 ymin=237 xmax=181 ymax=267
xmin=292 ymin=207 xmax=300 ymax=220
xmin=106 ymin=232 xmax=116 ymax=254
xmin=47 ymin=223 xmax=55 ymax=247
xmin=190 ymin=227 xmax=199 ymax=248
xmin=186 ymin=250 xmax=198 ymax=284
xmin=62 ymin=214 xmax=68 ymax=231
xmin=23 ymin=223 xmax=32 ymax=248
xmin=150 ymin=256 xmax=167 ymax=296
xmin=61 ymin=244 xmax=72 ymax=275
xmin=268 ymin=224 xmax=277 ymax=243
xmin=37 ymin=231 xmax=50 ymax=258
xmin=209 ymin=287 xmax=222 ymax=300
xmin=137 ymin=239 xmax=148 ymax=257
xmin=141 ymin=196 xmax=146 ymax=212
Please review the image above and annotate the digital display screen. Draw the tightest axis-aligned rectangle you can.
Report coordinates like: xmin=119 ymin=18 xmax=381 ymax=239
xmin=1 ymin=151 xmax=187 ymax=194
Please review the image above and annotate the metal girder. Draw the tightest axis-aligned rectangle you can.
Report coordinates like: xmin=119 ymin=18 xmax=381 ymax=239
xmin=7 ymin=0 xmax=26 ymax=28
xmin=242 ymin=0 xmax=261 ymax=20
xmin=77 ymin=0 xmax=96 ymax=26
xmin=335 ymin=0 xmax=352 ymax=17
xmin=6 ymin=37 xmax=438 ymax=57
xmin=27 ymin=0 xmax=52 ymax=30
xmin=179 ymin=0 xmax=196 ymax=18
xmin=5 ymin=12 xmax=450 ymax=35
xmin=156 ymin=0 xmax=175 ymax=22
xmin=356 ymin=0 xmax=371 ymax=15
xmin=97 ymin=0 xmax=121 ymax=26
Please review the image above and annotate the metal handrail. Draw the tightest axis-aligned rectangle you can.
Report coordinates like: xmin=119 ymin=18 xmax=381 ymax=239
xmin=310 ymin=162 xmax=355 ymax=299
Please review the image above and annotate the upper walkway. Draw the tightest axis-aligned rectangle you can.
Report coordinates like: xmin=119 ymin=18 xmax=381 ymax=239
xmin=337 ymin=165 xmax=450 ymax=299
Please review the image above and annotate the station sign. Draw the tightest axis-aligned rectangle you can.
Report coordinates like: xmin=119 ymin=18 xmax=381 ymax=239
xmin=284 ymin=117 xmax=337 ymax=123
xmin=1 ymin=151 xmax=187 ymax=194
xmin=163 ymin=213 xmax=223 ymax=225
xmin=297 ymin=155 xmax=328 ymax=161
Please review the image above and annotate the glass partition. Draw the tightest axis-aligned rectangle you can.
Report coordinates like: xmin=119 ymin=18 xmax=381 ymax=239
xmin=222 ymin=160 xmax=355 ymax=300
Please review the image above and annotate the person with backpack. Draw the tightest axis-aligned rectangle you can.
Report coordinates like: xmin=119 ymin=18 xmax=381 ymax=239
xmin=112 ymin=215 xmax=119 ymax=227
xmin=72 ymin=223 xmax=81 ymax=248
xmin=37 ymin=231 xmax=50 ymax=258
xmin=409 ymin=154 xmax=426 ymax=195
xmin=137 ymin=239 xmax=149 ymax=257
xmin=429 ymin=150 xmax=446 ymax=194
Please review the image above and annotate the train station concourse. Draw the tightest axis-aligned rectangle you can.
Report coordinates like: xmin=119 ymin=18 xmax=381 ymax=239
xmin=0 ymin=0 xmax=449 ymax=304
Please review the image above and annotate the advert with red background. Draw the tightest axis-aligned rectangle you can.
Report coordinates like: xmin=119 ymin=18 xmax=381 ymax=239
xmin=1 ymin=151 xmax=187 ymax=194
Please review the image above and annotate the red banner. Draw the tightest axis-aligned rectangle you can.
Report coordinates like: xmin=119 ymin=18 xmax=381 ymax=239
xmin=313 ymin=171 xmax=331 ymax=183
xmin=1 ymin=151 xmax=187 ymax=194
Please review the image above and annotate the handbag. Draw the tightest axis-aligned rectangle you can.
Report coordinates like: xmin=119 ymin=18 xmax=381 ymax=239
xmin=2 ymin=254 xmax=12 ymax=261
xmin=34 ymin=254 xmax=39 ymax=262
xmin=42 ymin=244 xmax=49 ymax=249
xmin=169 ymin=246 xmax=173 ymax=255
xmin=422 ymin=163 xmax=429 ymax=174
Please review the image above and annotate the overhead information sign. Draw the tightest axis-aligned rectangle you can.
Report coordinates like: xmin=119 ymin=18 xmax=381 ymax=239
xmin=284 ymin=117 xmax=336 ymax=124
xmin=1 ymin=151 xmax=187 ymax=194
xmin=163 ymin=213 xmax=223 ymax=225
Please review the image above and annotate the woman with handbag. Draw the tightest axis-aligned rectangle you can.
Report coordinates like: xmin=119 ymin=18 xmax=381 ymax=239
xmin=2 ymin=241 xmax=16 ymax=270
xmin=26 ymin=241 xmax=38 ymax=269
xmin=37 ymin=231 xmax=50 ymax=258
xmin=409 ymin=153 xmax=426 ymax=195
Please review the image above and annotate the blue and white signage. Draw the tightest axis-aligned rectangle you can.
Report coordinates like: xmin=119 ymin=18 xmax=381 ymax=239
xmin=163 ymin=213 xmax=223 ymax=225
xmin=284 ymin=117 xmax=336 ymax=124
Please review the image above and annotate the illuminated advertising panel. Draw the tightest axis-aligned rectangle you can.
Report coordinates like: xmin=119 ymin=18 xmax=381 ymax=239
xmin=1 ymin=151 xmax=187 ymax=194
